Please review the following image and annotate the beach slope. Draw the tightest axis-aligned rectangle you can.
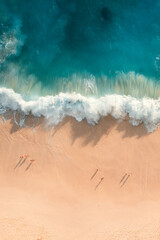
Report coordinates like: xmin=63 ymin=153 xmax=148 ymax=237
xmin=0 ymin=116 xmax=160 ymax=239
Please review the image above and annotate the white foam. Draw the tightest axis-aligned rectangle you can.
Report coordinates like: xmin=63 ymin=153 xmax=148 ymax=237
xmin=0 ymin=87 xmax=160 ymax=132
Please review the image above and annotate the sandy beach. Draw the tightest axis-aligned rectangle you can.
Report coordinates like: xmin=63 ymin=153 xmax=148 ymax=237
xmin=0 ymin=115 xmax=160 ymax=239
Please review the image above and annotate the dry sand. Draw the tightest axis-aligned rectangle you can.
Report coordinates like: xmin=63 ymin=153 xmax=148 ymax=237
xmin=0 ymin=115 xmax=160 ymax=239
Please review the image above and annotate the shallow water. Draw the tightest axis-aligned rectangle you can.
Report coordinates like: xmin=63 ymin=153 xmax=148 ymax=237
xmin=0 ymin=0 xmax=160 ymax=98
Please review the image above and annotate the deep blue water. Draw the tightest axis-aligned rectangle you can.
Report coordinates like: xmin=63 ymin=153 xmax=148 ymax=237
xmin=0 ymin=0 xmax=160 ymax=98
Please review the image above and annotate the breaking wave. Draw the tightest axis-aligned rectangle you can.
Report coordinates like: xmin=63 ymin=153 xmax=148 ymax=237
xmin=1 ymin=1 xmax=160 ymax=133
xmin=0 ymin=87 xmax=160 ymax=132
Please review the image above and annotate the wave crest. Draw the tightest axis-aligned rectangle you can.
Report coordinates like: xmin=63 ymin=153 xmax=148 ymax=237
xmin=0 ymin=88 xmax=160 ymax=132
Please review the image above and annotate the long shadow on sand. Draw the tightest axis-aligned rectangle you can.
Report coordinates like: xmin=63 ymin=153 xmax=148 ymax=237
xmin=52 ymin=116 xmax=150 ymax=146
xmin=3 ymin=111 xmax=150 ymax=146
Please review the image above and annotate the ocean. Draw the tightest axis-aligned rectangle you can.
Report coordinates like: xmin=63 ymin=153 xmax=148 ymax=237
xmin=0 ymin=0 xmax=160 ymax=131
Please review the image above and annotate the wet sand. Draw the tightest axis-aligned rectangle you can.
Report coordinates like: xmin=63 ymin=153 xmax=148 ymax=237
xmin=0 ymin=115 xmax=160 ymax=239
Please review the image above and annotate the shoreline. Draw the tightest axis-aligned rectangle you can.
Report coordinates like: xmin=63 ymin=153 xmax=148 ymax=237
xmin=0 ymin=87 xmax=160 ymax=132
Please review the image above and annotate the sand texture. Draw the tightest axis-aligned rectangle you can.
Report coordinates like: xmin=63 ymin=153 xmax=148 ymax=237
xmin=0 ymin=115 xmax=160 ymax=239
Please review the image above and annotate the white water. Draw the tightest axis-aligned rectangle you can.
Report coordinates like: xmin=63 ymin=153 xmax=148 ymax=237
xmin=0 ymin=87 xmax=160 ymax=132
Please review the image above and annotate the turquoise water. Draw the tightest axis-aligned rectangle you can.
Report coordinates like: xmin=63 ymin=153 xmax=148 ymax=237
xmin=0 ymin=0 xmax=160 ymax=98
xmin=0 ymin=0 xmax=160 ymax=131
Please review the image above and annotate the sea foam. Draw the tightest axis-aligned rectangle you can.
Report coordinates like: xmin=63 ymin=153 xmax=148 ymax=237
xmin=0 ymin=87 xmax=160 ymax=132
